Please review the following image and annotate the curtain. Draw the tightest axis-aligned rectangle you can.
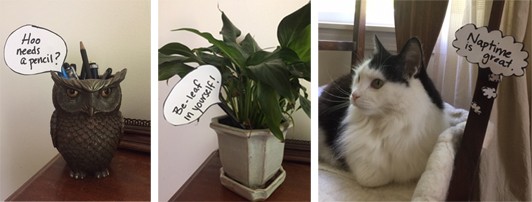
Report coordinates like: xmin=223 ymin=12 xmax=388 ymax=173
xmin=479 ymin=0 xmax=531 ymax=200
xmin=427 ymin=0 xmax=493 ymax=109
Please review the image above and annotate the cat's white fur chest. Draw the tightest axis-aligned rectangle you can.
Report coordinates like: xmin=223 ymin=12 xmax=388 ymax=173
xmin=338 ymin=79 xmax=449 ymax=187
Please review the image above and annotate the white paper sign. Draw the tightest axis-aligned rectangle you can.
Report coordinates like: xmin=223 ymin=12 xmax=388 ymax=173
xmin=4 ymin=24 xmax=67 ymax=75
xmin=163 ymin=65 xmax=222 ymax=125
xmin=452 ymin=23 xmax=528 ymax=76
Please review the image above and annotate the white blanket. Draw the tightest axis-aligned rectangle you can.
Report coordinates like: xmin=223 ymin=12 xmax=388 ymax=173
xmin=319 ymin=103 xmax=469 ymax=201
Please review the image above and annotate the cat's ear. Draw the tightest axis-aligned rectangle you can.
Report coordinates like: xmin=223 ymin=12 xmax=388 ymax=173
xmin=373 ymin=35 xmax=388 ymax=55
xmin=399 ymin=37 xmax=424 ymax=78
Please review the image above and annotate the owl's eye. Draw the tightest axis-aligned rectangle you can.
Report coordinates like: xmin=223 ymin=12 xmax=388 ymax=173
xmin=370 ymin=79 xmax=385 ymax=89
xmin=100 ymin=88 xmax=113 ymax=97
xmin=66 ymin=89 xmax=79 ymax=98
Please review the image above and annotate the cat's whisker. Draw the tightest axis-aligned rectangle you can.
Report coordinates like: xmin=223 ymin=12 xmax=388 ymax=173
xmin=325 ymin=78 xmax=352 ymax=96
xmin=319 ymin=97 xmax=350 ymax=104
xmin=319 ymin=102 xmax=350 ymax=115
xmin=329 ymin=84 xmax=351 ymax=96
xmin=323 ymin=63 xmax=352 ymax=85
xmin=321 ymin=90 xmax=350 ymax=100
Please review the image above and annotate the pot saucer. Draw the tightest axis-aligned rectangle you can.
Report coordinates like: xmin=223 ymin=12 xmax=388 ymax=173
xmin=220 ymin=167 xmax=286 ymax=201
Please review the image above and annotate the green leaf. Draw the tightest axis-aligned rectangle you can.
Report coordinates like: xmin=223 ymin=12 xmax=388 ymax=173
xmin=240 ymin=34 xmax=261 ymax=55
xmin=246 ymin=58 xmax=294 ymax=100
xmin=159 ymin=42 xmax=195 ymax=58
xmin=220 ymin=11 xmax=241 ymax=42
xmin=158 ymin=62 xmax=195 ymax=80
xmin=277 ymin=3 xmax=310 ymax=67
xmin=298 ymin=94 xmax=311 ymax=117
xmin=246 ymin=48 xmax=299 ymax=67
xmin=220 ymin=12 xmax=252 ymax=59
xmin=288 ymin=62 xmax=310 ymax=81
xmin=175 ymin=28 xmax=246 ymax=68
xmin=196 ymin=51 xmax=229 ymax=67
xmin=158 ymin=52 xmax=186 ymax=65
xmin=276 ymin=48 xmax=301 ymax=64
xmin=226 ymin=41 xmax=250 ymax=60
xmin=274 ymin=48 xmax=310 ymax=81
xmin=257 ymin=83 xmax=284 ymax=141
xmin=288 ymin=25 xmax=311 ymax=63
xmin=246 ymin=50 xmax=277 ymax=66
xmin=277 ymin=3 xmax=310 ymax=49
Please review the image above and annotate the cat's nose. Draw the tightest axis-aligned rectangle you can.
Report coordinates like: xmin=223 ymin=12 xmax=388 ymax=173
xmin=351 ymin=93 xmax=360 ymax=101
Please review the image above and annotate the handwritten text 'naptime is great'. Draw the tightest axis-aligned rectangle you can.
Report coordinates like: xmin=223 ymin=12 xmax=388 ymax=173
xmin=464 ymin=33 xmax=512 ymax=67
xmin=453 ymin=24 xmax=528 ymax=76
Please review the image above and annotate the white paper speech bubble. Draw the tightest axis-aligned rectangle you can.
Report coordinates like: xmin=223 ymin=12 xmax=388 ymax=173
xmin=452 ymin=24 xmax=528 ymax=77
xmin=4 ymin=24 xmax=67 ymax=75
xmin=163 ymin=65 xmax=222 ymax=125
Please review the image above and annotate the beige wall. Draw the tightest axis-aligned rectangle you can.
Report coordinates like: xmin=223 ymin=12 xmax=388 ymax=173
xmin=0 ymin=0 xmax=150 ymax=199
xmin=158 ymin=0 xmax=310 ymax=200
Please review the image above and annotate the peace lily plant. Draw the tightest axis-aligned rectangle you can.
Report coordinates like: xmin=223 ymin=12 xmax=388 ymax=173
xmin=159 ymin=3 xmax=310 ymax=141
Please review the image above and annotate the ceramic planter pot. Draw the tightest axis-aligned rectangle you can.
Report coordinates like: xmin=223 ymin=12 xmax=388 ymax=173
xmin=210 ymin=116 xmax=292 ymax=200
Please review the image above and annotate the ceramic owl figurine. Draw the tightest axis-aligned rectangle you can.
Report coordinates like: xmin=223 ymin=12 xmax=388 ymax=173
xmin=50 ymin=69 xmax=127 ymax=179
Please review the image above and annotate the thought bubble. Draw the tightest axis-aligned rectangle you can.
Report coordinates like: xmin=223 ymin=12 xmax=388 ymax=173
xmin=163 ymin=65 xmax=222 ymax=125
xmin=4 ymin=24 xmax=67 ymax=75
xmin=452 ymin=23 xmax=528 ymax=77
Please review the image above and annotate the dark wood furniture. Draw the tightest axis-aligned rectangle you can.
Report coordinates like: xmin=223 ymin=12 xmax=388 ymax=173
xmin=446 ymin=0 xmax=506 ymax=200
xmin=170 ymin=141 xmax=310 ymax=201
xmin=6 ymin=150 xmax=150 ymax=201
xmin=6 ymin=118 xmax=151 ymax=201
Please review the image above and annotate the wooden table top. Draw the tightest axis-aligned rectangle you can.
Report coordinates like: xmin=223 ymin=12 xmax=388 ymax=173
xmin=6 ymin=149 xmax=150 ymax=201
xmin=170 ymin=151 xmax=310 ymax=201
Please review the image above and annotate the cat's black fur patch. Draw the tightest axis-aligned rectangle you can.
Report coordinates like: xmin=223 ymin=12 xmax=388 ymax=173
xmin=368 ymin=37 xmax=444 ymax=109
xmin=417 ymin=67 xmax=444 ymax=109
xmin=368 ymin=37 xmax=411 ymax=85
xmin=318 ymin=74 xmax=352 ymax=166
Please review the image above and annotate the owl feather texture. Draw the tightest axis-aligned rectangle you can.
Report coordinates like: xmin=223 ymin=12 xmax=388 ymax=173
xmin=50 ymin=69 xmax=127 ymax=179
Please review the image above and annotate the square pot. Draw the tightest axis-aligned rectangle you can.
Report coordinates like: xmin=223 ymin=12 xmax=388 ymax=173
xmin=210 ymin=116 xmax=291 ymax=189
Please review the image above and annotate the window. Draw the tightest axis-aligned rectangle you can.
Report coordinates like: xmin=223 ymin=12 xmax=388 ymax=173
xmin=317 ymin=0 xmax=395 ymax=27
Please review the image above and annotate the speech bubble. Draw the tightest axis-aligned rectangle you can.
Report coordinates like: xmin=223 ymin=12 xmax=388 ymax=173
xmin=4 ymin=24 xmax=67 ymax=75
xmin=163 ymin=65 xmax=222 ymax=125
xmin=452 ymin=23 xmax=528 ymax=77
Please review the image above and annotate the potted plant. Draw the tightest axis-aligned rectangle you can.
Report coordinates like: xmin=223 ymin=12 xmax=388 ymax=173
xmin=159 ymin=2 xmax=310 ymax=200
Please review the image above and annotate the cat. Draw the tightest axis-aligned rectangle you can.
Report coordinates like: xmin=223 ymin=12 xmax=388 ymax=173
xmin=319 ymin=36 xmax=450 ymax=187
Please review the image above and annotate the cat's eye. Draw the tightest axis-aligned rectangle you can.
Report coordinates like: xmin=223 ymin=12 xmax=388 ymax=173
xmin=100 ymin=88 xmax=112 ymax=97
xmin=66 ymin=88 xmax=79 ymax=98
xmin=370 ymin=79 xmax=385 ymax=89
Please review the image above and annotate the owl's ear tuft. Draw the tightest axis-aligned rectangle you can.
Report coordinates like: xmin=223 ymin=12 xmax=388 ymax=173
xmin=51 ymin=72 xmax=62 ymax=83
xmin=109 ymin=69 xmax=127 ymax=85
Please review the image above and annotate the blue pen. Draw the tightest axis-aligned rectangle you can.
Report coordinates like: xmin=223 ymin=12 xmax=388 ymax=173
xmin=61 ymin=63 xmax=70 ymax=79
xmin=66 ymin=65 xmax=79 ymax=80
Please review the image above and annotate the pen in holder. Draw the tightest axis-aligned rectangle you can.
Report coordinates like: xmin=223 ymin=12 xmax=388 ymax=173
xmin=50 ymin=68 xmax=127 ymax=179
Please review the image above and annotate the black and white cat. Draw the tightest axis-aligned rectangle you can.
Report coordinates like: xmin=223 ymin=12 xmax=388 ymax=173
xmin=319 ymin=36 xmax=450 ymax=187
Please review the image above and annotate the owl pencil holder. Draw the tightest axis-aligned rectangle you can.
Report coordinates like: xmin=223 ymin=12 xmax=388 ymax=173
xmin=50 ymin=69 xmax=127 ymax=179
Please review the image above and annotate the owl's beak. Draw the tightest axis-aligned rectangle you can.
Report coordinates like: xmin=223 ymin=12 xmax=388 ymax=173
xmin=88 ymin=107 xmax=95 ymax=117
